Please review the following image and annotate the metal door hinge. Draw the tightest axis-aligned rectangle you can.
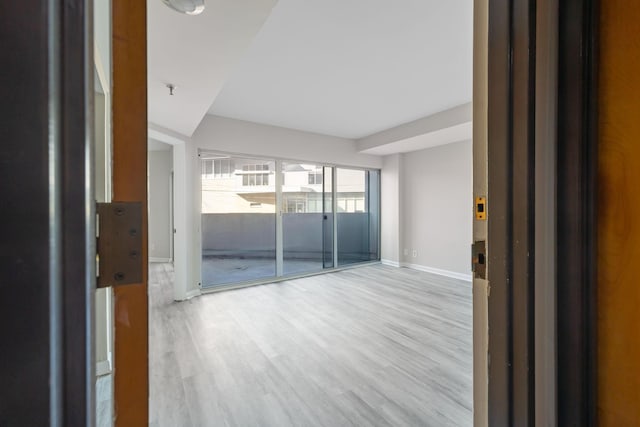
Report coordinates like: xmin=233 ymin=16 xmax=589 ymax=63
xmin=96 ymin=202 xmax=143 ymax=287
xmin=472 ymin=240 xmax=486 ymax=279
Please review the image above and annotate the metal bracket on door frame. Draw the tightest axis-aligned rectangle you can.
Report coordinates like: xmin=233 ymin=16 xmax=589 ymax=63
xmin=96 ymin=202 xmax=143 ymax=287
xmin=472 ymin=240 xmax=487 ymax=280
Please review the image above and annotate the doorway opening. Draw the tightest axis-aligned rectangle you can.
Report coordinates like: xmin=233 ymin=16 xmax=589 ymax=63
xmin=148 ymin=140 xmax=174 ymax=265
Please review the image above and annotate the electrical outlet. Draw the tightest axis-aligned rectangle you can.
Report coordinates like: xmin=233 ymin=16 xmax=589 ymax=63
xmin=404 ymin=248 xmax=409 ymax=256
xmin=412 ymin=249 xmax=418 ymax=258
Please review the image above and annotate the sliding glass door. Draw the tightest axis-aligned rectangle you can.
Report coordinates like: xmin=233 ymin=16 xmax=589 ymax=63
xmin=200 ymin=152 xmax=379 ymax=289
xmin=336 ymin=168 xmax=380 ymax=266
xmin=322 ymin=166 xmax=334 ymax=269
xmin=281 ymin=163 xmax=334 ymax=276
xmin=201 ymin=155 xmax=276 ymax=287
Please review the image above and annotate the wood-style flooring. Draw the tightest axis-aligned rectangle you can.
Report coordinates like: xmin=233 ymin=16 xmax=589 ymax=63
xmin=149 ymin=263 xmax=472 ymax=427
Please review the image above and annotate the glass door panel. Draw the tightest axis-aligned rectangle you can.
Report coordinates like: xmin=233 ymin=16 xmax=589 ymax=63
xmin=322 ymin=166 xmax=334 ymax=268
xmin=201 ymin=155 xmax=276 ymax=287
xmin=282 ymin=162 xmax=326 ymax=275
xmin=336 ymin=168 xmax=380 ymax=265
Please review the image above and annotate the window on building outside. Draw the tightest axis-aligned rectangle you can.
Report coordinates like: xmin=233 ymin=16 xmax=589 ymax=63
xmin=308 ymin=171 xmax=323 ymax=185
xmin=242 ymin=164 xmax=270 ymax=172
xmin=201 ymin=158 xmax=234 ymax=179
xmin=242 ymin=167 xmax=270 ymax=186
xmin=337 ymin=196 xmax=365 ymax=213
xmin=286 ymin=199 xmax=306 ymax=213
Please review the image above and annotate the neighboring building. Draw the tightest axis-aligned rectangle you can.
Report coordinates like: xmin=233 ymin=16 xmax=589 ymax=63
xmin=201 ymin=157 xmax=367 ymax=214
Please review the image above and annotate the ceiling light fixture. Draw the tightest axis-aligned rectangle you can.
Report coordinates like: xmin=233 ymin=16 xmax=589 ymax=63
xmin=161 ymin=0 xmax=205 ymax=16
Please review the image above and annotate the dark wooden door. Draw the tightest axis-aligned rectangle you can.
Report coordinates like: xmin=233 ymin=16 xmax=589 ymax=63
xmin=112 ymin=1 xmax=149 ymax=425
xmin=598 ymin=0 xmax=640 ymax=424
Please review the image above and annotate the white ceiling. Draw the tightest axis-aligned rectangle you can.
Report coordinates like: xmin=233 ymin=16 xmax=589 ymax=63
xmin=147 ymin=0 xmax=278 ymax=136
xmin=207 ymin=0 xmax=473 ymax=139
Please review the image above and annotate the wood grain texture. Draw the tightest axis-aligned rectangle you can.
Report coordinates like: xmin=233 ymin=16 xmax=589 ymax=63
xmin=112 ymin=0 xmax=148 ymax=425
xmin=149 ymin=264 xmax=473 ymax=427
xmin=598 ymin=0 xmax=640 ymax=424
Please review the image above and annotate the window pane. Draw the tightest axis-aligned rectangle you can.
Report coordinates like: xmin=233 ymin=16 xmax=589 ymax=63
xmin=336 ymin=168 xmax=379 ymax=266
xmin=201 ymin=156 xmax=276 ymax=288
xmin=281 ymin=162 xmax=327 ymax=276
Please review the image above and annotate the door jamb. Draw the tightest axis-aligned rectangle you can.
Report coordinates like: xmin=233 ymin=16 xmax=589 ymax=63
xmin=556 ymin=0 xmax=599 ymax=424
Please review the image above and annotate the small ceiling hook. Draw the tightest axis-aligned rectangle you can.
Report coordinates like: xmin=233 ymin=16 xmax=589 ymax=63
xmin=166 ymin=84 xmax=176 ymax=96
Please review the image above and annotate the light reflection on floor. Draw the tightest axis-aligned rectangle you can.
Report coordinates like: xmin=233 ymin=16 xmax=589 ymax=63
xmin=201 ymin=256 xmax=324 ymax=288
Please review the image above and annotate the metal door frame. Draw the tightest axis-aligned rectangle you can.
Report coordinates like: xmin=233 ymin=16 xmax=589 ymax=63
xmin=0 ymin=0 xmax=95 ymax=425
xmin=485 ymin=0 xmax=599 ymax=424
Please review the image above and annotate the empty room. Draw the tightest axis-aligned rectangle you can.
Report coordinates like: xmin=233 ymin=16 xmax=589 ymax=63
xmin=9 ymin=0 xmax=640 ymax=425
xmin=143 ymin=0 xmax=473 ymax=426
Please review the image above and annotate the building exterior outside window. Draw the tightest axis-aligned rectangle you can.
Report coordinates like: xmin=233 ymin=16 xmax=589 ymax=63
xmin=200 ymin=157 xmax=367 ymax=214
xmin=201 ymin=158 xmax=234 ymax=179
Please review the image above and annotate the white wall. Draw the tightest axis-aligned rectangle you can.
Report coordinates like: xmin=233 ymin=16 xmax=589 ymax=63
xmin=148 ymin=149 xmax=173 ymax=261
xmin=94 ymin=0 xmax=110 ymax=90
xmin=381 ymin=154 xmax=401 ymax=265
xmin=400 ymin=140 xmax=472 ymax=278
xmin=185 ymin=140 xmax=200 ymax=297
xmin=192 ymin=115 xmax=382 ymax=169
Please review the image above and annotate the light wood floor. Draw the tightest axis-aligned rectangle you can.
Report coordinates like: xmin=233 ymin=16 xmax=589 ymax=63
xmin=149 ymin=263 xmax=473 ymax=427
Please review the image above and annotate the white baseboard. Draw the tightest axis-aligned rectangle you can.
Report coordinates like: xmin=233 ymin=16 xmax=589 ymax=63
xmin=401 ymin=262 xmax=472 ymax=282
xmin=150 ymin=257 xmax=171 ymax=263
xmin=96 ymin=359 xmax=112 ymax=377
xmin=381 ymin=259 xmax=401 ymax=268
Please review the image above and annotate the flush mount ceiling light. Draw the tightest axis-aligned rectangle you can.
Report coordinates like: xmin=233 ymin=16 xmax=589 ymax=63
xmin=161 ymin=0 xmax=205 ymax=15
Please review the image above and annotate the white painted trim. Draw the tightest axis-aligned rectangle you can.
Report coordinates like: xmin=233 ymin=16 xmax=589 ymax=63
xmin=401 ymin=262 xmax=472 ymax=282
xmin=381 ymin=259 xmax=400 ymax=267
xmin=96 ymin=358 xmax=112 ymax=377
xmin=149 ymin=257 xmax=171 ymax=263
xmin=185 ymin=289 xmax=201 ymax=300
